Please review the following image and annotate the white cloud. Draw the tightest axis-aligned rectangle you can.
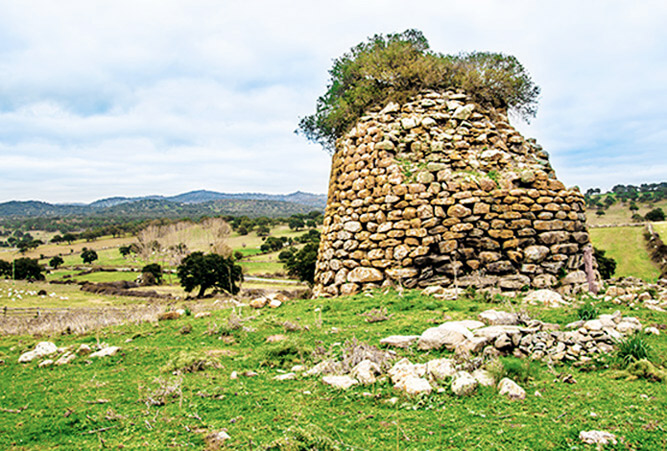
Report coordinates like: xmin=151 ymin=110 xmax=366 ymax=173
xmin=0 ymin=0 xmax=666 ymax=202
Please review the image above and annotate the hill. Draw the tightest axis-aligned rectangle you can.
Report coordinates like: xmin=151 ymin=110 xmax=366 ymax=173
xmin=0 ymin=191 xmax=326 ymax=220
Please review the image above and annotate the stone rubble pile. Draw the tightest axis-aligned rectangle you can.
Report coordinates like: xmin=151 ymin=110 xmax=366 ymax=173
xmin=601 ymin=277 xmax=667 ymax=311
xmin=383 ymin=307 xmax=642 ymax=366
xmin=314 ymin=89 xmax=598 ymax=297
xmin=18 ymin=341 xmax=121 ymax=366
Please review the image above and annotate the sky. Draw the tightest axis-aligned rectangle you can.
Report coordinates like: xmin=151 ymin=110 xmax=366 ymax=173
xmin=1 ymin=0 xmax=666 ymax=203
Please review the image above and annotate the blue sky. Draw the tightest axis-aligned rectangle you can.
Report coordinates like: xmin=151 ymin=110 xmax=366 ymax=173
xmin=1 ymin=0 xmax=666 ymax=203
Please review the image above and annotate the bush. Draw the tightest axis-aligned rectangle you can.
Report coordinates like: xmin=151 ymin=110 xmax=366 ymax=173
xmin=488 ymin=357 xmax=535 ymax=384
xmin=284 ymin=242 xmax=319 ymax=285
xmin=81 ymin=248 xmax=98 ymax=264
xmin=594 ymin=247 xmax=616 ymax=280
xmin=49 ymin=256 xmax=64 ymax=269
xmin=577 ymin=302 xmax=599 ymax=321
xmin=645 ymin=207 xmax=666 ymax=222
xmin=615 ymin=333 xmax=651 ymax=366
xmin=12 ymin=258 xmax=45 ymax=280
xmin=298 ymin=29 xmax=540 ymax=151
xmin=141 ymin=263 xmax=163 ymax=285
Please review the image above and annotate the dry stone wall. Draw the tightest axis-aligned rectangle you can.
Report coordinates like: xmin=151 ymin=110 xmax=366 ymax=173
xmin=313 ymin=89 xmax=597 ymax=297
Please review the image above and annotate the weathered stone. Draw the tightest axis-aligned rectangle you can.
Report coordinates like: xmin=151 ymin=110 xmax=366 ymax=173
xmin=524 ymin=289 xmax=568 ymax=307
xmin=18 ymin=342 xmax=58 ymax=363
xmin=347 ymin=267 xmax=383 ymax=283
xmin=472 ymin=369 xmax=495 ymax=386
xmin=451 ymin=371 xmax=478 ymax=396
xmin=579 ymin=430 xmax=617 ymax=446
xmin=497 ymin=378 xmax=526 ymax=400
xmin=478 ymin=309 xmax=519 ymax=326
xmin=380 ymin=335 xmax=420 ymax=348
xmin=90 ymin=346 xmax=120 ymax=358
xmin=322 ymin=375 xmax=358 ymax=390
xmin=351 ymin=360 xmax=381 ymax=385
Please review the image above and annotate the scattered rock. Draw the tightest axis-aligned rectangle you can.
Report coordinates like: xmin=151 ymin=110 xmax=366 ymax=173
xmin=479 ymin=309 xmax=519 ymax=326
xmin=18 ymin=342 xmax=58 ymax=363
xmin=273 ymin=373 xmax=296 ymax=381
xmin=249 ymin=297 xmax=268 ymax=309
xmin=451 ymin=371 xmax=478 ymax=396
xmin=89 ymin=346 xmax=120 ymax=358
xmin=524 ymin=289 xmax=569 ymax=308
xmin=322 ymin=375 xmax=358 ymax=390
xmin=379 ymin=335 xmax=420 ymax=348
xmin=395 ymin=375 xmax=433 ymax=395
xmin=579 ymin=430 xmax=617 ymax=446
xmin=158 ymin=311 xmax=181 ymax=321
xmin=55 ymin=352 xmax=76 ymax=366
xmin=265 ymin=334 xmax=288 ymax=343
xmin=426 ymin=358 xmax=457 ymax=381
xmin=194 ymin=311 xmax=211 ymax=318
xmin=76 ymin=344 xmax=92 ymax=356
xmin=351 ymin=360 xmax=381 ymax=385
xmin=472 ymin=369 xmax=495 ymax=386
xmin=497 ymin=378 xmax=526 ymax=400
xmin=38 ymin=359 xmax=54 ymax=368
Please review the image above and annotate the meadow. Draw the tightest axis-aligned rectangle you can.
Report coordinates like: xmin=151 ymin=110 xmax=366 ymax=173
xmin=0 ymin=288 xmax=665 ymax=449
xmin=589 ymin=226 xmax=661 ymax=282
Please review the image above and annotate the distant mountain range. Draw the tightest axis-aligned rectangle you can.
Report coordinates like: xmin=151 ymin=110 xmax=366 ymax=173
xmin=0 ymin=190 xmax=327 ymax=219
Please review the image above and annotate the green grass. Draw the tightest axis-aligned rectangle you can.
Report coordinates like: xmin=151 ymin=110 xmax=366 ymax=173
xmin=653 ymin=222 xmax=667 ymax=238
xmin=0 ymin=288 xmax=665 ymax=449
xmin=589 ymin=226 xmax=660 ymax=281
xmin=586 ymin=198 xmax=667 ymax=226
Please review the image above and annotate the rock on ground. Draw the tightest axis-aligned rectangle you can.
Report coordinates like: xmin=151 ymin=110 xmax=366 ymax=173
xmin=579 ymin=430 xmax=617 ymax=446
xmin=379 ymin=335 xmax=419 ymax=348
xmin=524 ymin=289 xmax=569 ymax=308
xmin=89 ymin=346 xmax=120 ymax=358
xmin=497 ymin=378 xmax=526 ymax=400
xmin=18 ymin=342 xmax=58 ymax=363
xmin=451 ymin=371 xmax=478 ymax=396
xmin=322 ymin=375 xmax=358 ymax=390
xmin=351 ymin=360 xmax=381 ymax=385
xmin=425 ymin=358 xmax=457 ymax=381
xmin=395 ymin=375 xmax=432 ymax=396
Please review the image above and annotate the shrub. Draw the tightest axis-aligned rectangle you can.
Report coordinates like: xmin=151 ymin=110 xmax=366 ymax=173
xmin=645 ymin=207 xmax=666 ymax=222
xmin=141 ymin=263 xmax=163 ymax=285
xmin=489 ymin=357 xmax=535 ymax=384
xmin=577 ymin=302 xmax=599 ymax=321
xmin=298 ymin=29 xmax=540 ymax=152
xmin=49 ymin=255 xmax=64 ymax=269
xmin=594 ymin=247 xmax=617 ymax=280
xmin=266 ymin=425 xmax=340 ymax=451
xmin=162 ymin=351 xmax=219 ymax=374
xmin=615 ymin=333 xmax=651 ymax=366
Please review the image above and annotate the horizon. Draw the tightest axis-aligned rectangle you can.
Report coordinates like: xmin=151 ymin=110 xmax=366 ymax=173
xmin=1 ymin=1 xmax=666 ymax=203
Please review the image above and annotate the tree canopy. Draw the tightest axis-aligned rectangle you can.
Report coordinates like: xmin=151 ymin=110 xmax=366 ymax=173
xmin=177 ymin=252 xmax=243 ymax=298
xmin=298 ymin=29 xmax=540 ymax=152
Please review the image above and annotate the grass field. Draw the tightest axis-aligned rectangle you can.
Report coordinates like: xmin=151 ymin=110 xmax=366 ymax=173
xmin=653 ymin=221 xmax=667 ymax=238
xmin=589 ymin=226 xmax=661 ymax=281
xmin=0 ymin=289 xmax=664 ymax=449
xmin=586 ymin=199 xmax=667 ymax=226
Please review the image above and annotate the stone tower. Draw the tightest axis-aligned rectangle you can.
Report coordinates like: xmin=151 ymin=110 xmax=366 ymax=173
xmin=313 ymin=89 xmax=596 ymax=297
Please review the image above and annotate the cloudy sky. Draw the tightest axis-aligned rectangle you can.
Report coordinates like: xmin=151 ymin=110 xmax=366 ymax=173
xmin=1 ymin=0 xmax=666 ymax=203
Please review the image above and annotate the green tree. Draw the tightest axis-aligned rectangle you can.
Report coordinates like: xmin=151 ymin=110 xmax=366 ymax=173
xmin=0 ymin=260 xmax=11 ymax=278
xmin=49 ymin=256 xmax=64 ymax=269
xmin=81 ymin=248 xmax=98 ymax=264
xmin=141 ymin=263 xmax=163 ymax=285
xmin=298 ymin=29 xmax=540 ymax=151
xmin=13 ymin=258 xmax=45 ymax=280
xmin=288 ymin=217 xmax=305 ymax=231
xmin=645 ymin=208 xmax=665 ymax=222
xmin=594 ymin=247 xmax=617 ymax=280
xmin=284 ymin=242 xmax=319 ymax=285
xmin=177 ymin=252 xmax=243 ymax=298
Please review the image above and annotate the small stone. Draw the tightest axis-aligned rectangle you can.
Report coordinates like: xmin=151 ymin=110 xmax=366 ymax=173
xmin=55 ymin=352 xmax=76 ymax=366
xmin=268 ymin=299 xmax=282 ymax=308
xmin=266 ymin=334 xmax=288 ymax=343
xmin=497 ymin=378 xmax=526 ymax=400
xmin=274 ymin=373 xmax=296 ymax=381
xmin=524 ymin=289 xmax=568 ymax=308
xmin=18 ymin=342 xmax=58 ymax=363
xmin=579 ymin=430 xmax=617 ymax=446
xmin=38 ymin=359 xmax=54 ymax=368
xmin=89 ymin=346 xmax=120 ymax=358
xmin=426 ymin=358 xmax=457 ymax=380
xmin=478 ymin=309 xmax=519 ymax=326
xmin=230 ymin=371 xmax=238 ymax=380
xmin=379 ymin=335 xmax=420 ymax=348
xmin=76 ymin=344 xmax=92 ymax=356
xmin=351 ymin=360 xmax=381 ymax=385
xmin=472 ymin=369 xmax=495 ymax=386
xmin=451 ymin=371 xmax=478 ymax=396
xmin=322 ymin=375 xmax=358 ymax=390
xmin=396 ymin=375 xmax=433 ymax=396
xmin=250 ymin=297 xmax=268 ymax=309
